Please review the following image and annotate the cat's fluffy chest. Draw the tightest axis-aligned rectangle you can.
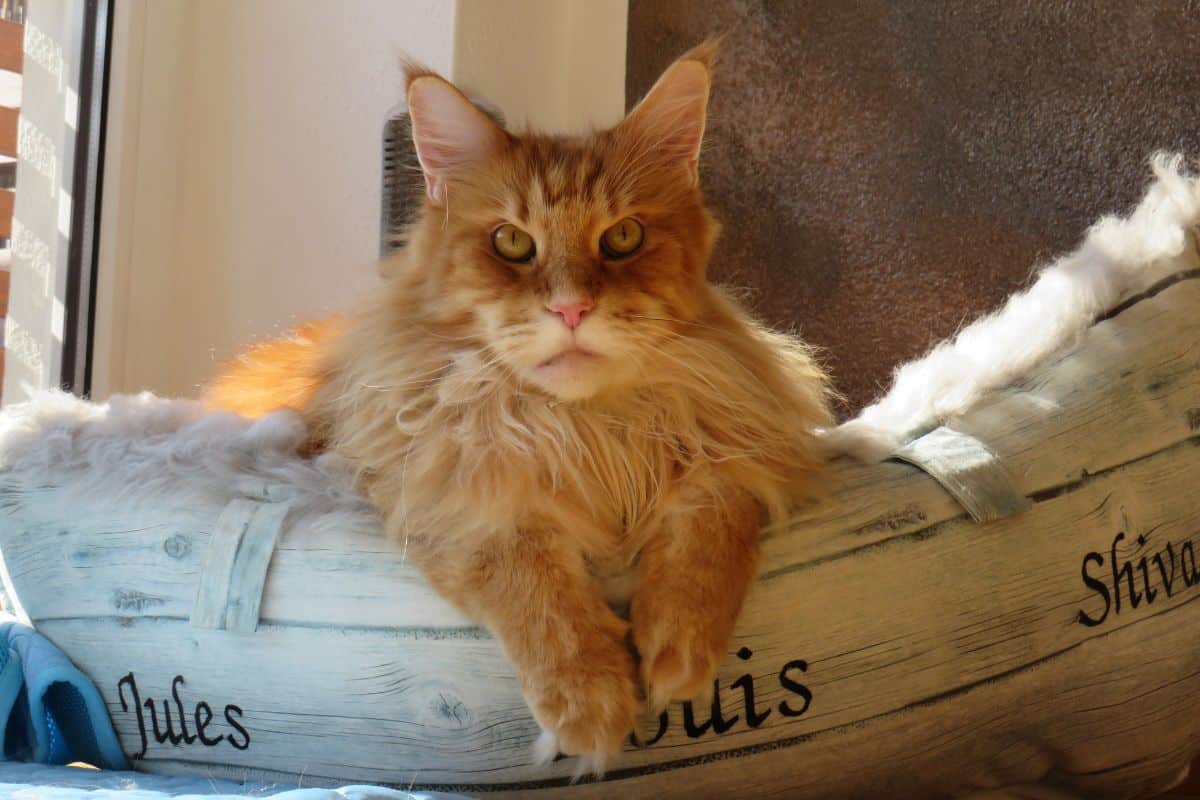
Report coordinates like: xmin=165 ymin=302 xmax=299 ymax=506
xmin=414 ymin=384 xmax=694 ymax=559
xmin=323 ymin=340 xmax=704 ymax=562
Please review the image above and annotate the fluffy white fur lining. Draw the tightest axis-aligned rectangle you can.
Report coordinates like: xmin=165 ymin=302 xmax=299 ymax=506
xmin=828 ymin=154 xmax=1200 ymax=461
xmin=0 ymin=392 xmax=379 ymax=556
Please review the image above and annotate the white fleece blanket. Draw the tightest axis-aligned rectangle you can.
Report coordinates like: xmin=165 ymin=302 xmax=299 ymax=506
xmin=0 ymin=392 xmax=380 ymax=626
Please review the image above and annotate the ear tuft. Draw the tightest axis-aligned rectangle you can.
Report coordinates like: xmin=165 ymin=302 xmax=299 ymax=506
xmin=678 ymin=36 xmax=721 ymax=70
xmin=619 ymin=40 xmax=718 ymax=185
xmin=400 ymin=57 xmax=441 ymax=88
xmin=403 ymin=63 xmax=506 ymax=207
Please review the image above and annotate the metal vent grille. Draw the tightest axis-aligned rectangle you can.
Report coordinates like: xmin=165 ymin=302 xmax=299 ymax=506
xmin=380 ymin=110 xmax=422 ymax=256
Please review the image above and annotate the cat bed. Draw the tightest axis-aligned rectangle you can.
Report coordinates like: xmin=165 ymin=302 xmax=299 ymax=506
xmin=0 ymin=157 xmax=1198 ymax=798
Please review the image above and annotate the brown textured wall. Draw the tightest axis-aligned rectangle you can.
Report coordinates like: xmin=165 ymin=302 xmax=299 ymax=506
xmin=626 ymin=0 xmax=1200 ymax=415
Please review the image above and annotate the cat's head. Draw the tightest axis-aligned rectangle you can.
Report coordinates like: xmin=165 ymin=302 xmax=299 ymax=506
xmin=403 ymin=43 xmax=720 ymax=401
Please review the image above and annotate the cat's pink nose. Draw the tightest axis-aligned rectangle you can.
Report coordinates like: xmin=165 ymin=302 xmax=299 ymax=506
xmin=547 ymin=299 xmax=594 ymax=330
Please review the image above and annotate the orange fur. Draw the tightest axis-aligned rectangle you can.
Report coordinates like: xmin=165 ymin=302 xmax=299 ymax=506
xmin=206 ymin=318 xmax=344 ymax=420
xmin=206 ymin=43 xmax=832 ymax=772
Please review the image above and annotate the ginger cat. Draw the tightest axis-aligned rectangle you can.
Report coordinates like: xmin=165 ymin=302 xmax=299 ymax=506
xmin=207 ymin=43 xmax=832 ymax=773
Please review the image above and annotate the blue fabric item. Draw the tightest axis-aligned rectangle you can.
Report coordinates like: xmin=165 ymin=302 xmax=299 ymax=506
xmin=0 ymin=614 xmax=129 ymax=770
xmin=0 ymin=763 xmax=474 ymax=799
xmin=0 ymin=645 xmax=24 ymax=759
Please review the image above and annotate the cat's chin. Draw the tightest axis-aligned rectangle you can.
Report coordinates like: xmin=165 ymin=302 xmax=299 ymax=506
xmin=528 ymin=349 xmax=611 ymax=401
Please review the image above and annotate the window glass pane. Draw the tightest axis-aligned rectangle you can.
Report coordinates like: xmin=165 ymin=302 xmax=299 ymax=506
xmin=4 ymin=0 xmax=106 ymax=403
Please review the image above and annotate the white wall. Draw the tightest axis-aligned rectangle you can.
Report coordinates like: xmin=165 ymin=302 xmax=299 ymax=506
xmin=454 ymin=0 xmax=628 ymax=132
xmin=90 ymin=0 xmax=627 ymax=400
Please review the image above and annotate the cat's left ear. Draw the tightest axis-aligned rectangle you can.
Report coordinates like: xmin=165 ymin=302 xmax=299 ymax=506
xmin=618 ymin=40 xmax=716 ymax=185
xmin=404 ymin=63 xmax=508 ymax=207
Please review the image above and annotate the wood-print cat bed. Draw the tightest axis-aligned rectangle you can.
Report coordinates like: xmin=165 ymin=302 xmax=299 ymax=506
xmin=0 ymin=164 xmax=1199 ymax=798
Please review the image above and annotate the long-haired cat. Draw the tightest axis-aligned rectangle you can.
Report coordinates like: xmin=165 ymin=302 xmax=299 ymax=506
xmin=207 ymin=42 xmax=832 ymax=772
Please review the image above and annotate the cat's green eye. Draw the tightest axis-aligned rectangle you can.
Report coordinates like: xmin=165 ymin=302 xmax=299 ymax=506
xmin=492 ymin=224 xmax=536 ymax=263
xmin=600 ymin=217 xmax=644 ymax=259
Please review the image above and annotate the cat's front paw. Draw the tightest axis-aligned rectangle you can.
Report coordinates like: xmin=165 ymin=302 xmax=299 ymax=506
xmin=633 ymin=600 xmax=729 ymax=712
xmin=526 ymin=646 xmax=639 ymax=775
